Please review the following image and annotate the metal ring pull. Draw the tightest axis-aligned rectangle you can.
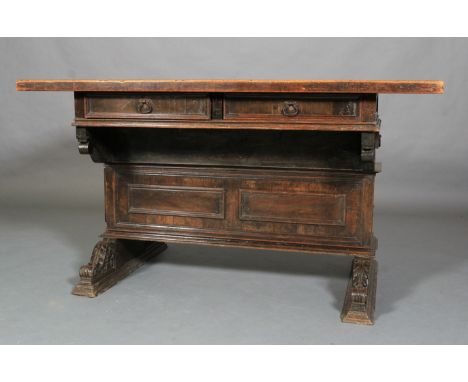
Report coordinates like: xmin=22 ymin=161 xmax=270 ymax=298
xmin=136 ymin=98 xmax=153 ymax=114
xmin=282 ymin=101 xmax=299 ymax=116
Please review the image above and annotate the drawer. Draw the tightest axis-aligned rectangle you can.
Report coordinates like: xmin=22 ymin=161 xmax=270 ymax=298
xmin=224 ymin=94 xmax=360 ymax=122
xmin=106 ymin=166 xmax=374 ymax=248
xmin=84 ymin=93 xmax=211 ymax=120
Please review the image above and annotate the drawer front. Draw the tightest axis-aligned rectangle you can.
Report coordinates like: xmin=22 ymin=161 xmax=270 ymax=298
xmin=224 ymin=94 xmax=360 ymax=122
xmin=106 ymin=166 xmax=374 ymax=247
xmin=85 ymin=93 xmax=211 ymax=120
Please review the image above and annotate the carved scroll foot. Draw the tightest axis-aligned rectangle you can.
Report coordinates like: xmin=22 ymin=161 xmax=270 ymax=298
xmin=341 ymin=257 xmax=377 ymax=325
xmin=72 ymin=239 xmax=167 ymax=298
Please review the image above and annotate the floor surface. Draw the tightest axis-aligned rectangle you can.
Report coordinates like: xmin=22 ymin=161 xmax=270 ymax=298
xmin=0 ymin=205 xmax=467 ymax=344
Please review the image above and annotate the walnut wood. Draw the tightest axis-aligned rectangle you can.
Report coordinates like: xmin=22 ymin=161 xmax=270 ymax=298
xmin=16 ymin=79 xmax=444 ymax=94
xmin=16 ymin=78 xmax=443 ymax=324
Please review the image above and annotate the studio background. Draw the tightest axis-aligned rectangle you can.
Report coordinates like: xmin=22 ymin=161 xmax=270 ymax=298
xmin=1 ymin=38 xmax=467 ymax=344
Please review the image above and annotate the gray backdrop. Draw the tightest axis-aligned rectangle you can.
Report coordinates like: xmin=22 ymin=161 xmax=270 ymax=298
xmin=1 ymin=38 xmax=467 ymax=344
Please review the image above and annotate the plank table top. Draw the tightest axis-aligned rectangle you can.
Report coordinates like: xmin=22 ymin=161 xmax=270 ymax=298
xmin=16 ymin=79 xmax=444 ymax=94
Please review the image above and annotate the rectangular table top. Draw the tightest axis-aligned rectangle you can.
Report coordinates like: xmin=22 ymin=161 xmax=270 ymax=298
xmin=16 ymin=79 xmax=444 ymax=94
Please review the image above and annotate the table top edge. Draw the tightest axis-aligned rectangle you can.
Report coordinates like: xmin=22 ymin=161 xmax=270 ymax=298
xmin=16 ymin=79 xmax=445 ymax=94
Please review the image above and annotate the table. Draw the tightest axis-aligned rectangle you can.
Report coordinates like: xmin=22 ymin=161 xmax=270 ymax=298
xmin=16 ymin=80 xmax=444 ymax=324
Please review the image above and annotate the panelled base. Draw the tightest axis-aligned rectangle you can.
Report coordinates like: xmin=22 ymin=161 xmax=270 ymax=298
xmin=104 ymin=165 xmax=376 ymax=255
xmin=75 ymin=163 xmax=378 ymax=324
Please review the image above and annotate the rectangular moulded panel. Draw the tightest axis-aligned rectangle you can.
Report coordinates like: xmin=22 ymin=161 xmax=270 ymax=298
xmin=128 ymin=185 xmax=225 ymax=219
xmin=236 ymin=174 xmax=369 ymax=243
xmin=240 ymin=190 xmax=346 ymax=225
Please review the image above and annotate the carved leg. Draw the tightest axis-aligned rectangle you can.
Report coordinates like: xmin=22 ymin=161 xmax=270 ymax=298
xmin=341 ymin=257 xmax=377 ymax=325
xmin=72 ymin=238 xmax=167 ymax=297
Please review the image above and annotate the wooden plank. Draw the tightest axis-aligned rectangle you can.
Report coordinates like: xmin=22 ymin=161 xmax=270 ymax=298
xmin=16 ymin=79 xmax=444 ymax=94
xmin=73 ymin=119 xmax=380 ymax=132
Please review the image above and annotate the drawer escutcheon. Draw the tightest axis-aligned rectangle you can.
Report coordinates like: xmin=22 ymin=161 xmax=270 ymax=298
xmin=282 ymin=101 xmax=299 ymax=116
xmin=136 ymin=98 xmax=153 ymax=114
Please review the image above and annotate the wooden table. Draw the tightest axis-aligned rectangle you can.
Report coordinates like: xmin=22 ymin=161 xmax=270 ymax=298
xmin=16 ymin=80 xmax=444 ymax=324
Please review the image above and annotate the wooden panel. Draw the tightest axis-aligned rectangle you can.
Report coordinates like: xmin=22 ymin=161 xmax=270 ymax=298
xmin=74 ymin=118 xmax=380 ymax=132
xmin=240 ymin=190 xmax=345 ymax=225
xmin=114 ymin=169 xmax=228 ymax=232
xmin=237 ymin=174 xmax=365 ymax=241
xmin=224 ymin=94 xmax=359 ymax=122
xmin=128 ymin=185 xmax=224 ymax=219
xmin=106 ymin=166 xmax=375 ymax=250
xmin=84 ymin=93 xmax=210 ymax=120
xmin=16 ymin=79 xmax=445 ymax=94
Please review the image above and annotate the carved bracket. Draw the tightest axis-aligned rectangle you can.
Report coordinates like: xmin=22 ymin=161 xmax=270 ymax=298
xmin=361 ymin=132 xmax=381 ymax=162
xmin=341 ymin=257 xmax=377 ymax=325
xmin=350 ymin=258 xmax=371 ymax=305
xmin=76 ymin=127 xmax=91 ymax=155
xmin=72 ymin=239 xmax=167 ymax=297
xmin=79 ymin=239 xmax=118 ymax=281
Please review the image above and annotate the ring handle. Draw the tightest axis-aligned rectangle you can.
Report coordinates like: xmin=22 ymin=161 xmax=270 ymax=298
xmin=136 ymin=98 xmax=153 ymax=114
xmin=282 ymin=101 xmax=299 ymax=116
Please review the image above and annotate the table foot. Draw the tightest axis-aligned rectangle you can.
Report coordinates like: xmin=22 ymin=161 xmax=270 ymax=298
xmin=341 ymin=257 xmax=377 ymax=325
xmin=72 ymin=238 xmax=167 ymax=297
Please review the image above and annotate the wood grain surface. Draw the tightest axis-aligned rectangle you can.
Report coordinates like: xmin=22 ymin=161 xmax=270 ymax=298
xmin=16 ymin=79 xmax=444 ymax=94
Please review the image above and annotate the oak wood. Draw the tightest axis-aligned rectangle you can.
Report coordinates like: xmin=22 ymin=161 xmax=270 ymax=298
xmin=16 ymin=79 xmax=444 ymax=94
